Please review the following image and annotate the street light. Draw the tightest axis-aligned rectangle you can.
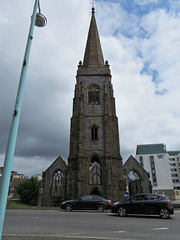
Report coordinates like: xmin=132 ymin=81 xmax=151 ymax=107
xmin=34 ymin=1 xmax=47 ymax=27
xmin=35 ymin=13 xmax=47 ymax=27
xmin=0 ymin=1 xmax=47 ymax=239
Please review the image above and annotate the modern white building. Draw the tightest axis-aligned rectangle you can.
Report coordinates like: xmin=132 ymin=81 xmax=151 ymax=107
xmin=135 ymin=143 xmax=174 ymax=199
xmin=167 ymin=151 xmax=180 ymax=200
xmin=167 ymin=151 xmax=180 ymax=190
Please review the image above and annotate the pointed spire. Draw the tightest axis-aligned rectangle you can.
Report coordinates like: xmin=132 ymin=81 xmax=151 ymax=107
xmin=83 ymin=7 xmax=104 ymax=68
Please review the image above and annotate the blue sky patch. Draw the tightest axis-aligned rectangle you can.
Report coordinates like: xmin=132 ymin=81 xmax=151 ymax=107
xmin=155 ymin=89 xmax=168 ymax=96
xmin=141 ymin=63 xmax=168 ymax=96
xmin=96 ymin=0 xmax=171 ymax=16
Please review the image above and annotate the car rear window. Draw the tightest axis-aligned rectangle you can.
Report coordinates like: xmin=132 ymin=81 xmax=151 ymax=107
xmin=81 ymin=196 xmax=92 ymax=200
xmin=146 ymin=195 xmax=161 ymax=200
xmin=132 ymin=195 xmax=145 ymax=201
xmin=92 ymin=195 xmax=102 ymax=200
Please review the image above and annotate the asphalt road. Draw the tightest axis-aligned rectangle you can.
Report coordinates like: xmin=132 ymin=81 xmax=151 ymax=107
xmin=2 ymin=209 xmax=180 ymax=240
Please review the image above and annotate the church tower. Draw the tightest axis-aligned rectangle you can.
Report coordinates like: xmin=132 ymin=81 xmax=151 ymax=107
xmin=66 ymin=8 xmax=125 ymax=202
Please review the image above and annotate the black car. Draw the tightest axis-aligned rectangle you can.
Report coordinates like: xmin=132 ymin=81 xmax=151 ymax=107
xmin=61 ymin=195 xmax=112 ymax=212
xmin=111 ymin=193 xmax=174 ymax=219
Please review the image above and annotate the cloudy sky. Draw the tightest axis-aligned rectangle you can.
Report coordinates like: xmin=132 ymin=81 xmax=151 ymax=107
xmin=0 ymin=0 xmax=180 ymax=176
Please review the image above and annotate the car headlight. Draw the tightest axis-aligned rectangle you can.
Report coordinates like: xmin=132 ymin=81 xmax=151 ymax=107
xmin=113 ymin=202 xmax=119 ymax=206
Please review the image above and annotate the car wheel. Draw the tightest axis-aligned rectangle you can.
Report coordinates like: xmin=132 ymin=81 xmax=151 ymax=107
xmin=65 ymin=203 xmax=73 ymax=212
xmin=118 ymin=207 xmax=127 ymax=217
xmin=97 ymin=204 xmax=105 ymax=213
xmin=159 ymin=208 xmax=170 ymax=219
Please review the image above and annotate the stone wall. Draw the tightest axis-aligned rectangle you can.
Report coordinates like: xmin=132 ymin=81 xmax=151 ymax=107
xmin=40 ymin=156 xmax=67 ymax=206
xmin=123 ymin=155 xmax=152 ymax=195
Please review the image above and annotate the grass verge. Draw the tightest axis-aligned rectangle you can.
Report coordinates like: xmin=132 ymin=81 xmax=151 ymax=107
xmin=7 ymin=199 xmax=30 ymax=208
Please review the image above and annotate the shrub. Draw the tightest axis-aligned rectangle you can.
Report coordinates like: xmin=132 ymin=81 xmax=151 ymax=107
xmin=15 ymin=177 xmax=40 ymax=205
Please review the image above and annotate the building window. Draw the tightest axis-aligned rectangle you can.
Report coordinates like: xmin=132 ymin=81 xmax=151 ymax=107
xmin=171 ymin=174 xmax=178 ymax=177
xmin=153 ymin=181 xmax=157 ymax=186
xmin=150 ymin=156 xmax=157 ymax=186
xmin=88 ymin=85 xmax=100 ymax=104
xmin=170 ymin=163 xmax=176 ymax=166
xmin=128 ymin=169 xmax=140 ymax=181
xmin=89 ymin=156 xmax=101 ymax=185
xmin=51 ymin=170 xmax=64 ymax=197
xmin=173 ymin=179 xmax=179 ymax=183
xmin=139 ymin=156 xmax=144 ymax=167
xmin=91 ymin=126 xmax=98 ymax=140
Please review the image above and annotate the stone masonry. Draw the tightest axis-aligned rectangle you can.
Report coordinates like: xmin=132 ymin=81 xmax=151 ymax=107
xmin=66 ymin=8 xmax=125 ymax=202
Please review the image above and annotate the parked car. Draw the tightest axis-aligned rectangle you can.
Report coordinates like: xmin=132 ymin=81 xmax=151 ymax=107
xmin=111 ymin=193 xmax=174 ymax=219
xmin=61 ymin=195 xmax=112 ymax=212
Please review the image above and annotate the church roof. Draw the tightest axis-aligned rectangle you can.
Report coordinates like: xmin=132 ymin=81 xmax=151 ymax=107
xmin=83 ymin=7 xmax=104 ymax=68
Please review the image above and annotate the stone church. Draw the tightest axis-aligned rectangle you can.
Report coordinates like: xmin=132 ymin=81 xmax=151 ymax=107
xmin=40 ymin=8 xmax=151 ymax=207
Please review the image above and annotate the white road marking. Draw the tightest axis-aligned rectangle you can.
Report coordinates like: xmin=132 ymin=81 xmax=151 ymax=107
xmin=66 ymin=237 xmax=133 ymax=240
xmin=151 ymin=227 xmax=169 ymax=231
xmin=3 ymin=234 xmax=134 ymax=239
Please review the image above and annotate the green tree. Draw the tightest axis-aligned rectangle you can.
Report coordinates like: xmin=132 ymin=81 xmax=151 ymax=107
xmin=16 ymin=177 xmax=40 ymax=205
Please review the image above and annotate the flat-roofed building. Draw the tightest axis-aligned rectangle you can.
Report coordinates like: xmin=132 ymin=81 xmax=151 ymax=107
xmin=167 ymin=151 xmax=180 ymax=200
xmin=136 ymin=143 xmax=174 ymax=200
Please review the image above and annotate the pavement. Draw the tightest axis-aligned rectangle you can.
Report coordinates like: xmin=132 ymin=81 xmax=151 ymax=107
xmin=2 ymin=206 xmax=180 ymax=240
xmin=172 ymin=200 xmax=180 ymax=208
xmin=2 ymin=203 xmax=180 ymax=240
xmin=6 ymin=199 xmax=180 ymax=210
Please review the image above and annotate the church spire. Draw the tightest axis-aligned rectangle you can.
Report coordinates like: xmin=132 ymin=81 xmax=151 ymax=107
xmin=83 ymin=7 xmax=104 ymax=68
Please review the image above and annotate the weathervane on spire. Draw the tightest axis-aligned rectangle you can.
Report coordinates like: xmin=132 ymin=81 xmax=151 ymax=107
xmin=90 ymin=1 xmax=96 ymax=8
xmin=90 ymin=1 xmax=96 ymax=11
xmin=90 ymin=1 xmax=96 ymax=14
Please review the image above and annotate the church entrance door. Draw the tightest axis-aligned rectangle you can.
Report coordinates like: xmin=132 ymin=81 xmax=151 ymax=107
xmin=90 ymin=188 xmax=101 ymax=196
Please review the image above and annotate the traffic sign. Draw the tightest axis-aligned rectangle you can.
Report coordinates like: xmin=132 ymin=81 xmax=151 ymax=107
xmin=124 ymin=191 xmax=129 ymax=199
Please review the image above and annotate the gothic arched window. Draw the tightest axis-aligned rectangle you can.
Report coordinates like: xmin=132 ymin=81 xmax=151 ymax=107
xmin=89 ymin=156 xmax=101 ymax=185
xmin=128 ymin=169 xmax=140 ymax=181
xmin=51 ymin=170 xmax=64 ymax=197
xmin=88 ymin=85 xmax=100 ymax=104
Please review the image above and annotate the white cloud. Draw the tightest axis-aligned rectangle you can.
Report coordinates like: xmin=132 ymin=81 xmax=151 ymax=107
xmin=0 ymin=154 xmax=53 ymax=177
xmin=0 ymin=0 xmax=180 ymax=175
xmin=100 ymin=4 xmax=180 ymax=161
